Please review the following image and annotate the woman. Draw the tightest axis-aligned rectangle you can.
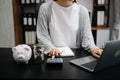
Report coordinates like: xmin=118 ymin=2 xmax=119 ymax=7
xmin=37 ymin=0 xmax=103 ymax=59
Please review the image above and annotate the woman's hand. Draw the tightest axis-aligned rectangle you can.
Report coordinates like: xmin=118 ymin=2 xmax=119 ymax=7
xmin=91 ymin=48 xmax=103 ymax=59
xmin=48 ymin=48 xmax=62 ymax=59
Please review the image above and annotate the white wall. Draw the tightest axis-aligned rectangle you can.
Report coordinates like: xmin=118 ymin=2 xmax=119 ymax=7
xmin=0 ymin=0 xmax=15 ymax=47
xmin=45 ymin=0 xmax=53 ymax=2
xmin=96 ymin=29 xmax=110 ymax=48
xmin=77 ymin=0 xmax=93 ymax=10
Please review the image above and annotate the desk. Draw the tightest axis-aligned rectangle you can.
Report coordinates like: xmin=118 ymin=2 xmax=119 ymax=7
xmin=0 ymin=48 xmax=120 ymax=79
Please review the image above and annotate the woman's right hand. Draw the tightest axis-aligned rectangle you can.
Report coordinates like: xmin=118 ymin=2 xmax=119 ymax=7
xmin=48 ymin=48 xmax=62 ymax=59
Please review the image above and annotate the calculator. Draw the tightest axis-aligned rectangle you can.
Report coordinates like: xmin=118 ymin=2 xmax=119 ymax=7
xmin=47 ymin=58 xmax=63 ymax=64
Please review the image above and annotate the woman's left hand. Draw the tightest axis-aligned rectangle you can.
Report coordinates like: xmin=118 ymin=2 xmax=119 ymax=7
xmin=91 ymin=48 xmax=103 ymax=59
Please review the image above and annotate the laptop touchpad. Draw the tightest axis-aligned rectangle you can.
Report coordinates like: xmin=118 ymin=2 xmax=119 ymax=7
xmin=70 ymin=56 xmax=97 ymax=65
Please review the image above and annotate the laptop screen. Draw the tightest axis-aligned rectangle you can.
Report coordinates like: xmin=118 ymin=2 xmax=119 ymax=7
xmin=94 ymin=40 xmax=120 ymax=71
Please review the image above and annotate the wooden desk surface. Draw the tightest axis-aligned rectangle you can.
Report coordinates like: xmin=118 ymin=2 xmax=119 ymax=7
xmin=0 ymin=48 xmax=120 ymax=79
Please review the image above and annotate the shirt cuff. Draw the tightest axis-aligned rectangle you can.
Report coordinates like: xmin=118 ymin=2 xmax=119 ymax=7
xmin=89 ymin=44 xmax=99 ymax=52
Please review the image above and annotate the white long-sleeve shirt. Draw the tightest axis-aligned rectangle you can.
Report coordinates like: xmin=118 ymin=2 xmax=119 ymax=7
xmin=49 ymin=2 xmax=79 ymax=48
xmin=37 ymin=1 xmax=98 ymax=53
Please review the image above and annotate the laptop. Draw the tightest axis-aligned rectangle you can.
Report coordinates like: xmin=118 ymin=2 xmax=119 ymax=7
xmin=69 ymin=40 xmax=120 ymax=72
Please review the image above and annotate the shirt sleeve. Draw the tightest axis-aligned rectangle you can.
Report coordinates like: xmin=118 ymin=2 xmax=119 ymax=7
xmin=36 ymin=3 xmax=55 ymax=54
xmin=80 ymin=6 xmax=98 ymax=52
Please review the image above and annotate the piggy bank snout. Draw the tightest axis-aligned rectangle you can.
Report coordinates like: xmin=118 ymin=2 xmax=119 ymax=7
xmin=18 ymin=55 xmax=25 ymax=60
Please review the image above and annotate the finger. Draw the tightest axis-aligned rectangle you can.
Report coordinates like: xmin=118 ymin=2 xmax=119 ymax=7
xmin=96 ymin=52 xmax=101 ymax=56
xmin=94 ymin=49 xmax=102 ymax=56
xmin=48 ymin=52 xmax=52 ymax=56
xmin=55 ymin=49 xmax=59 ymax=56
xmin=52 ymin=49 xmax=58 ymax=58
xmin=95 ymin=55 xmax=100 ymax=59
xmin=57 ymin=50 xmax=62 ymax=56
xmin=97 ymin=50 xmax=103 ymax=56
xmin=48 ymin=49 xmax=53 ymax=56
xmin=51 ymin=55 xmax=55 ymax=59
xmin=100 ymin=49 xmax=103 ymax=52
xmin=55 ymin=53 xmax=59 ymax=56
xmin=53 ymin=49 xmax=60 ymax=56
xmin=51 ymin=48 xmax=56 ymax=56
xmin=93 ymin=53 xmax=100 ymax=59
xmin=58 ymin=52 xmax=62 ymax=56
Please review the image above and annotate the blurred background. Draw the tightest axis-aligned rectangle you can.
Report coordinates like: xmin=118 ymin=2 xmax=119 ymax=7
xmin=0 ymin=0 xmax=120 ymax=48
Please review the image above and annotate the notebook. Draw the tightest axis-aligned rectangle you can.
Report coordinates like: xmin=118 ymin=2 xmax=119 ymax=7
xmin=57 ymin=47 xmax=74 ymax=57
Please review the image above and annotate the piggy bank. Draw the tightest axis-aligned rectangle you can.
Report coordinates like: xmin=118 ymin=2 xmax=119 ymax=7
xmin=12 ymin=44 xmax=32 ymax=64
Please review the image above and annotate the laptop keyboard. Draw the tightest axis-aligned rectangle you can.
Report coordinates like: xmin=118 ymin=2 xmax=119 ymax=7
xmin=81 ymin=60 xmax=98 ymax=70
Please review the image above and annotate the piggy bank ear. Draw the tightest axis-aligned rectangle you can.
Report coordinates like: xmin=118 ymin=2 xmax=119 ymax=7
xmin=24 ymin=47 xmax=30 ymax=51
xmin=12 ymin=47 xmax=17 ymax=52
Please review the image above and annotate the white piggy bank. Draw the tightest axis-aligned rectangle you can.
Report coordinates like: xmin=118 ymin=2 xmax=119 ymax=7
xmin=12 ymin=44 xmax=32 ymax=64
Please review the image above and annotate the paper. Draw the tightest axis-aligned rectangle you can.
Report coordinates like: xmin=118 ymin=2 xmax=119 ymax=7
xmin=57 ymin=47 xmax=74 ymax=57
